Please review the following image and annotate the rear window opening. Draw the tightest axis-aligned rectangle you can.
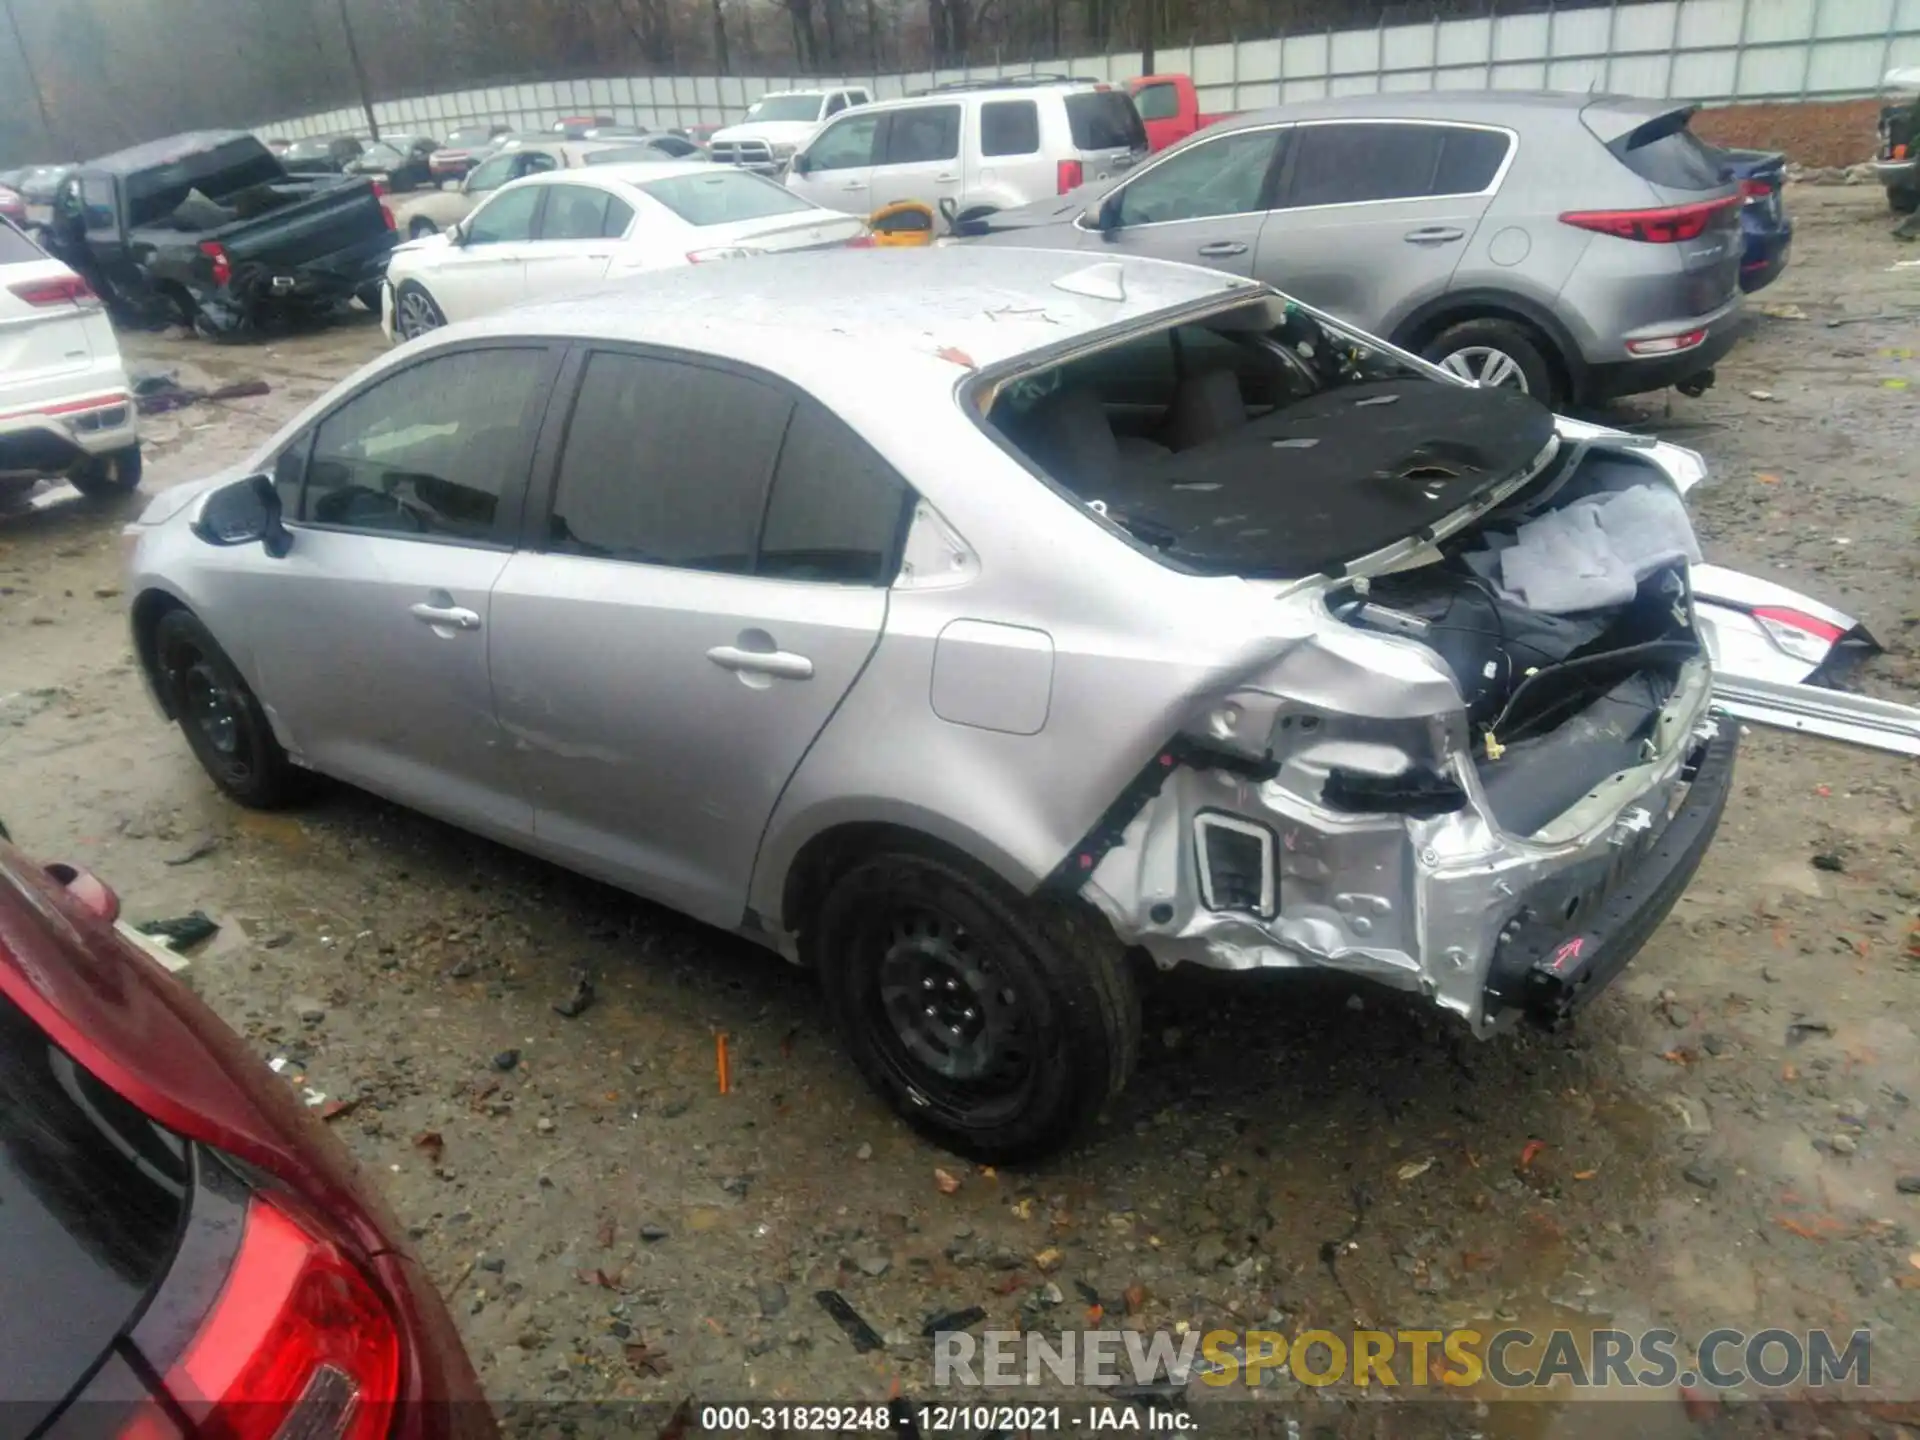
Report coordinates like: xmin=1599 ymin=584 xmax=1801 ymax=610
xmin=1606 ymin=109 xmax=1726 ymax=191
xmin=979 ymin=298 xmax=1554 ymax=580
xmin=1066 ymin=91 xmax=1149 ymax=153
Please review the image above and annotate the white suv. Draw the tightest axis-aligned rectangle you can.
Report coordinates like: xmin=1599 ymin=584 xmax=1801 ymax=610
xmin=785 ymin=78 xmax=1147 ymax=229
xmin=0 ymin=219 xmax=140 ymax=505
xmin=709 ymin=87 xmax=874 ymax=174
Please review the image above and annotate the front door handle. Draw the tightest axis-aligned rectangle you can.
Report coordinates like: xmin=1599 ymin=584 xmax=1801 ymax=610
xmin=935 ymin=173 xmax=959 ymax=183
xmin=842 ymin=180 xmax=867 ymax=190
xmin=409 ymin=602 xmax=481 ymax=631
xmin=706 ymin=645 xmax=814 ymax=680
xmin=1404 ymin=226 xmax=1466 ymax=244
xmin=1196 ymin=240 xmax=1248 ymax=258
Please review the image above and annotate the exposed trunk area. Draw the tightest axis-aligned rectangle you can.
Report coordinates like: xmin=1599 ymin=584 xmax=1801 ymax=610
xmin=1334 ymin=450 xmax=1704 ymax=836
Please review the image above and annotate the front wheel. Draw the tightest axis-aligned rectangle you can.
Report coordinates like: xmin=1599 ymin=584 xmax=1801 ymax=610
xmin=392 ymin=280 xmax=445 ymax=341
xmin=1890 ymin=184 xmax=1920 ymax=216
xmin=69 ymin=442 xmax=143 ymax=500
xmin=1421 ymin=317 xmax=1557 ymax=404
xmin=814 ymin=850 xmax=1140 ymax=1163
xmin=154 ymin=609 xmax=309 ymax=809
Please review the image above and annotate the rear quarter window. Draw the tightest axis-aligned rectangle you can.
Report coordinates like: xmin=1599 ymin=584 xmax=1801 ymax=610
xmin=1065 ymin=92 xmax=1148 ymax=152
xmin=1610 ymin=114 xmax=1725 ymax=190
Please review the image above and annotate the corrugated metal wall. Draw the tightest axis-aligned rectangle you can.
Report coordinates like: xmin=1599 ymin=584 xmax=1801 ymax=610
xmin=268 ymin=0 xmax=1920 ymax=138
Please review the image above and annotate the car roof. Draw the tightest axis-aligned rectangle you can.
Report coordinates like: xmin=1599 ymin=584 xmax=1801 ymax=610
xmin=1210 ymin=88 xmax=1683 ymax=133
xmin=865 ymin=82 xmax=1104 ymax=112
xmin=449 ymin=246 xmax=1257 ymax=379
xmin=516 ymin=160 xmax=719 ymax=188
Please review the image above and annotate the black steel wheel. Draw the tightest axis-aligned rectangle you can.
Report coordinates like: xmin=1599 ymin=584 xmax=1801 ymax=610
xmin=814 ymin=848 xmax=1139 ymax=1162
xmin=153 ymin=609 xmax=307 ymax=809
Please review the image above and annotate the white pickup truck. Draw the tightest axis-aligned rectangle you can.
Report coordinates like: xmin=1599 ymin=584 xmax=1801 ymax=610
xmin=709 ymin=87 xmax=873 ymax=174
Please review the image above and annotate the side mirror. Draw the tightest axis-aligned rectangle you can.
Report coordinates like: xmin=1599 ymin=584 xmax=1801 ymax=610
xmin=193 ymin=473 xmax=292 ymax=557
xmin=448 ymin=220 xmax=468 ymax=246
xmin=790 ymin=152 xmax=811 ymax=176
xmin=1085 ymin=197 xmax=1119 ymax=233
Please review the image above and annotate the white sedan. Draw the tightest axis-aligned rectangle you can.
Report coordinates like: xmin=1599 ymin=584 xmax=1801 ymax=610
xmin=381 ymin=162 xmax=870 ymax=342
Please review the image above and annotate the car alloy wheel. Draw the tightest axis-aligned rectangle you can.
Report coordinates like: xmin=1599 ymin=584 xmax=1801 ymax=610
xmin=396 ymin=287 xmax=444 ymax=340
xmin=1437 ymin=344 xmax=1530 ymax=392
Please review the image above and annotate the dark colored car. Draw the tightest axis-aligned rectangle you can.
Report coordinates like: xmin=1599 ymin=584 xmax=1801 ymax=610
xmin=348 ymin=135 xmax=441 ymax=193
xmin=49 ymin=131 xmax=397 ymax=334
xmin=281 ymin=134 xmax=368 ymax=175
xmin=1715 ymin=146 xmax=1792 ymax=292
xmin=582 ymin=135 xmax=708 ymax=164
xmin=0 ymin=825 xmax=494 ymax=1437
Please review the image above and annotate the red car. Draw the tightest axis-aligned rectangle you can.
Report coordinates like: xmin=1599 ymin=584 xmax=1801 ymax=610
xmin=0 ymin=184 xmax=27 ymax=228
xmin=0 ymin=826 xmax=493 ymax=1439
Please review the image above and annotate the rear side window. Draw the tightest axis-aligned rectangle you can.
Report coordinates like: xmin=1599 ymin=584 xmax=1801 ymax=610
xmin=549 ymin=353 xmax=791 ymax=573
xmin=0 ymin=218 xmax=41 ymax=263
xmin=1065 ymin=91 xmax=1148 ymax=152
xmin=980 ymin=101 xmax=1040 ymax=157
xmin=1132 ymin=83 xmax=1179 ymax=122
xmin=1284 ymin=122 xmax=1505 ymax=207
xmin=539 ymin=184 xmax=612 ymax=240
xmin=883 ymin=105 xmax=961 ymax=165
xmin=1610 ymin=113 xmax=1724 ymax=190
xmin=760 ymin=404 xmax=910 ymax=585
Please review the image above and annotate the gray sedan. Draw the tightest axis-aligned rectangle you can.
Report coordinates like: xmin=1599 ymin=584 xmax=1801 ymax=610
xmin=969 ymin=90 xmax=1745 ymax=407
xmin=126 ymin=247 xmax=1735 ymax=1160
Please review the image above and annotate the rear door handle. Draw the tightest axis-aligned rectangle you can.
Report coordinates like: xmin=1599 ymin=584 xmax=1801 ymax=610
xmin=706 ymin=645 xmax=814 ymax=680
xmin=1404 ymin=226 xmax=1466 ymax=244
xmin=842 ymin=180 xmax=867 ymax=190
xmin=1196 ymin=240 xmax=1248 ymax=257
xmin=935 ymin=173 xmax=959 ymax=183
xmin=409 ymin=602 xmax=481 ymax=631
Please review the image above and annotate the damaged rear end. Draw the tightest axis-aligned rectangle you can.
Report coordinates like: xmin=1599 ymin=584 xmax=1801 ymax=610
xmin=987 ymin=292 xmax=1735 ymax=1034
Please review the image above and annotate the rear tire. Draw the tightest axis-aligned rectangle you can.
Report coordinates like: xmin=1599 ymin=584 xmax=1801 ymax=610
xmin=1421 ymin=318 xmax=1558 ymax=404
xmin=393 ymin=280 xmax=445 ymax=341
xmin=813 ymin=849 xmax=1140 ymax=1163
xmin=355 ymin=283 xmax=384 ymax=312
xmin=1890 ymin=185 xmax=1920 ymax=216
xmin=154 ymin=609 xmax=308 ymax=809
xmin=69 ymin=442 xmax=143 ymax=500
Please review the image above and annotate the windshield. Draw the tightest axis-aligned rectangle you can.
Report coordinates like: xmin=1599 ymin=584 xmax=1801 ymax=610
xmin=745 ymin=94 xmax=825 ymax=123
xmin=446 ymin=128 xmax=497 ymax=148
xmin=284 ymin=139 xmax=336 ymax=159
xmin=641 ymin=169 xmax=816 ymax=224
xmin=358 ymin=143 xmax=404 ymax=168
xmin=982 ymin=297 xmax=1553 ymax=579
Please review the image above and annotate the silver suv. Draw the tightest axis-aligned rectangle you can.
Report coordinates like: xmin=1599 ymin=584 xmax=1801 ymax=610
xmin=126 ymin=248 xmax=1733 ymax=1160
xmin=970 ymin=91 xmax=1745 ymax=406
xmin=786 ymin=77 xmax=1148 ymax=230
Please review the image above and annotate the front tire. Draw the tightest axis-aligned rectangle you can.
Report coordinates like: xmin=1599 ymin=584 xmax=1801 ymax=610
xmin=154 ymin=609 xmax=308 ymax=809
xmin=392 ymin=280 xmax=445 ymax=341
xmin=814 ymin=849 xmax=1140 ymax=1163
xmin=69 ymin=442 xmax=143 ymax=500
xmin=355 ymin=282 xmax=384 ymax=312
xmin=1421 ymin=317 xmax=1558 ymax=404
xmin=1890 ymin=184 xmax=1920 ymax=216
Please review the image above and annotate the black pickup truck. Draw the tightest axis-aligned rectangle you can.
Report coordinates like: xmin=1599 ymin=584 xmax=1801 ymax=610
xmin=46 ymin=131 xmax=396 ymax=336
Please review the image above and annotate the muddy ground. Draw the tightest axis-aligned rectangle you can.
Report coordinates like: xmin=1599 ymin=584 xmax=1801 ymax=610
xmin=3 ymin=186 xmax=1918 ymax=1436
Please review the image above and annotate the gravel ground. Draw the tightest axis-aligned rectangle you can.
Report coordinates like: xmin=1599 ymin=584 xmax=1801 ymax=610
xmin=2 ymin=185 xmax=1918 ymax=1436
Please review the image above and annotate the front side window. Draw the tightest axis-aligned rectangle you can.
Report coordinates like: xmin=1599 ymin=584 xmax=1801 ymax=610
xmin=465 ymin=185 xmax=542 ymax=244
xmin=825 ymin=94 xmax=848 ymax=117
xmin=1113 ymin=129 xmax=1281 ymax=227
xmin=980 ymin=101 xmax=1040 ymax=157
xmin=882 ymin=105 xmax=961 ymax=165
xmin=805 ymin=114 xmax=881 ymax=172
xmin=302 ymin=348 xmax=547 ymax=541
xmin=549 ymin=353 xmax=792 ymax=573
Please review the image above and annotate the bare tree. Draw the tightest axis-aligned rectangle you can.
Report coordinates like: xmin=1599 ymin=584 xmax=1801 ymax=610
xmin=711 ymin=0 xmax=731 ymax=71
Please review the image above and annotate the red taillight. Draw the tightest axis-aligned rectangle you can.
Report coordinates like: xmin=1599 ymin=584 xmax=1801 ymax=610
xmin=1056 ymin=159 xmax=1084 ymax=194
xmin=380 ymin=203 xmax=396 ymax=231
xmin=199 ymin=241 xmax=233 ymax=288
xmin=1739 ymin=177 xmax=1771 ymax=200
xmin=369 ymin=179 xmax=388 ymax=198
xmin=1753 ymin=606 xmax=1845 ymax=644
xmin=9 ymin=274 xmax=98 ymax=307
xmin=144 ymin=1197 xmax=401 ymax=1440
xmin=1559 ymin=194 xmax=1739 ymax=243
xmin=844 ymin=231 xmax=874 ymax=249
